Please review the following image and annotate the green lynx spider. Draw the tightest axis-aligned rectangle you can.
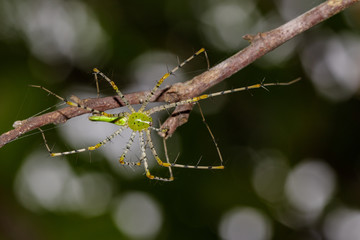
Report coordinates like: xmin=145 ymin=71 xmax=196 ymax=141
xmin=33 ymin=48 xmax=299 ymax=181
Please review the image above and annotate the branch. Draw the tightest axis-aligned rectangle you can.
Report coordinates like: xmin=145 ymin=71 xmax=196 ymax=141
xmin=0 ymin=0 xmax=358 ymax=148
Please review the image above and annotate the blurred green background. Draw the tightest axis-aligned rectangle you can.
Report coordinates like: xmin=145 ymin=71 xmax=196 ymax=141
xmin=1 ymin=0 xmax=360 ymax=239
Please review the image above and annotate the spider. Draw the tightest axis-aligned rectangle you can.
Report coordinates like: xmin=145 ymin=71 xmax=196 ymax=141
xmin=33 ymin=48 xmax=299 ymax=181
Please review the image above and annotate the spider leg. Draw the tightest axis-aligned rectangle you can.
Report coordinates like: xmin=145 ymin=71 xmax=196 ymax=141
xmin=162 ymin=135 xmax=174 ymax=180
xmin=93 ymin=68 xmax=136 ymax=113
xmin=39 ymin=126 xmax=126 ymax=157
xmin=31 ymin=85 xmax=114 ymax=118
xmin=119 ymin=131 xmax=142 ymax=166
xmin=138 ymin=48 xmax=207 ymax=112
xmin=139 ymin=131 xmax=173 ymax=181
xmin=145 ymin=129 xmax=174 ymax=180
xmin=197 ymin=102 xmax=223 ymax=164
xmin=146 ymin=129 xmax=223 ymax=170
xmin=147 ymin=78 xmax=301 ymax=115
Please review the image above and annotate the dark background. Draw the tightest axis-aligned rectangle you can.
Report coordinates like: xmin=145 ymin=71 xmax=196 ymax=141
xmin=1 ymin=0 xmax=360 ymax=239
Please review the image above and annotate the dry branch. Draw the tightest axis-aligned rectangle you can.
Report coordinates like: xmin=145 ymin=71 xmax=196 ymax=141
xmin=0 ymin=0 xmax=358 ymax=148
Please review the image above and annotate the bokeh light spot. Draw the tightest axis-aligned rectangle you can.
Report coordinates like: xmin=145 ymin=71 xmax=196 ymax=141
xmin=219 ymin=207 xmax=272 ymax=240
xmin=323 ymin=207 xmax=360 ymax=240
xmin=285 ymin=160 xmax=336 ymax=220
xmin=14 ymin=151 xmax=114 ymax=216
xmin=112 ymin=192 xmax=163 ymax=239
xmin=252 ymin=149 xmax=289 ymax=203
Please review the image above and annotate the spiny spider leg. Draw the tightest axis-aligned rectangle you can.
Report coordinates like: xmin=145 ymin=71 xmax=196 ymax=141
xmin=162 ymin=135 xmax=174 ymax=180
xmin=93 ymin=68 xmax=136 ymax=113
xmin=39 ymin=125 xmax=126 ymax=156
xmin=197 ymin=102 xmax=223 ymax=164
xmin=138 ymin=48 xmax=207 ymax=112
xmin=118 ymin=131 xmax=142 ymax=166
xmin=146 ymin=129 xmax=223 ymax=170
xmin=139 ymin=131 xmax=173 ymax=181
xmin=31 ymin=85 xmax=113 ymax=118
xmin=147 ymin=78 xmax=301 ymax=115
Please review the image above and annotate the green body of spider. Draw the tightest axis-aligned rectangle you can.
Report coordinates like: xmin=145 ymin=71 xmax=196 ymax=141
xmin=89 ymin=112 xmax=152 ymax=131
xmin=127 ymin=112 xmax=152 ymax=131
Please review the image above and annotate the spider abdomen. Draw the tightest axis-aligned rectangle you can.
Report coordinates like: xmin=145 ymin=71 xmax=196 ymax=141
xmin=128 ymin=112 xmax=152 ymax=131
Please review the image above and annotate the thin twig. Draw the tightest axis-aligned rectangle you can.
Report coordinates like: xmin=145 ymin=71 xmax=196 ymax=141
xmin=0 ymin=0 xmax=358 ymax=148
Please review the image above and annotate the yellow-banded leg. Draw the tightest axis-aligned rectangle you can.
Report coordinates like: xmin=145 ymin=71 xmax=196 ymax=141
xmin=146 ymin=129 xmax=224 ymax=170
xmin=139 ymin=131 xmax=174 ymax=181
xmin=138 ymin=48 xmax=208 ymax=112
xmin=93 ymin=68 xmax=136 ymax=113
xmin=39 ymin=126 xmax=127 ymax=157
xmin=147 ymin=78 xmax=301 ymax=115
xmin=31 ymin=85 xmax=113 ymax=118
xmin=118 ymin=131 xmax=142 ymax=166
